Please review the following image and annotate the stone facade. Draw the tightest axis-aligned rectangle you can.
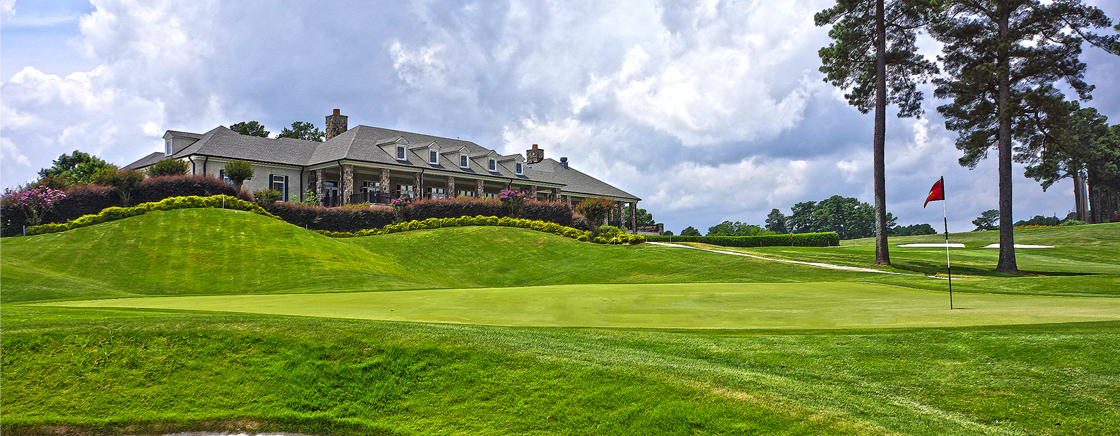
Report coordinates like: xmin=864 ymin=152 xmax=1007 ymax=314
xmin=476 ymin=179 xmax=485 ymax=197
xmin=379 ymin=168 xmax=391 ymax=194
xmin=341 ymin=164 xmax=354 ymax=204
xmin=526 ymin=144 xmax=544 ymax=164
xmin=315 ymin=169 xmax=324 ymax=202
xmin=447 ymin=176 xmax=456 ymax=197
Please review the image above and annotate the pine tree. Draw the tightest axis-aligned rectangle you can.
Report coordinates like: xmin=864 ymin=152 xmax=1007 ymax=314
xmin=931 ymin=0 xmax=1117 ymax=272
xmin=816 ymin=0 xmax=939 ymax=266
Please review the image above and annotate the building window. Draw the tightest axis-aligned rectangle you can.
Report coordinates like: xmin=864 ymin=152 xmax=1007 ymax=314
xmin=397 ymin=145 xmax=406 ymax=160
xmin=516 ymin=162 xmax=523 ymax=175
xmin=165 ymin=139 xmax=172 ymax=156
xmin=488 ymin=158 xmax=496 ymax=172
xmin=271 ymin=174 xmax=286 ymax=191
xmin=219 ymin=169 xmax=232 ymax=185
xmin=429 ymin=150 xmax=438 ymax=165
xmin=460 ymin=154 xmax=468 ymax=169
xmin=430 ymin=187 xmax=447 ymax=199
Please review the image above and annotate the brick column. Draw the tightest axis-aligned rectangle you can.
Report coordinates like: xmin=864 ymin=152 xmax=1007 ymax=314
xmin=315 ymin=169 xmax=324 ymax=206
xmin=447 ymin=176 xmax=456 ymax=198
xmin=414 ymin=172 xmax=423 ymax=199
xmin=476 ymin=179 xmax=485 ymax=198
xmin=341 ymin=164 xmax=354 ymax=205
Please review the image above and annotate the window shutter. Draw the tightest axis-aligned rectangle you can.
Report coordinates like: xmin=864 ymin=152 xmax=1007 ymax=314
xmin=284 ymin=175 xmax=289 ymax=201
xmin=269 ymin=173 xmax=274 ymax=191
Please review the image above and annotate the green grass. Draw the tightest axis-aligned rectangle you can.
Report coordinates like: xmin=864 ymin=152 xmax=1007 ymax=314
xmin=3 ymin=210 xmax=1120 ymax=435
xmin=45 ymin=282 xmax=1120 ymax=329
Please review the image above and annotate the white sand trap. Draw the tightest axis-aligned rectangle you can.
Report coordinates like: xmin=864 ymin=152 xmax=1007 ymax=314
xmin=981 ymin=243 xmax=1055 ymax=248
xmin=896 ymin=243 xmax=966 ymax=248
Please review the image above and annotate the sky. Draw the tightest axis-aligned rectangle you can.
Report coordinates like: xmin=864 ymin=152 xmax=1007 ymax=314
xmin=3 ymin=0 xmax=1119 ymax=234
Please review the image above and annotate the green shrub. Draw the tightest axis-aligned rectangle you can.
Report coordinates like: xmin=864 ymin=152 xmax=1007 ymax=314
xmin=1060 ymin=219 xmax=1087 ymax=226
xmin=27 ymin=195 xmax=279 ymax=236
xmin=147 ymin=159 xmax=189 ymax=177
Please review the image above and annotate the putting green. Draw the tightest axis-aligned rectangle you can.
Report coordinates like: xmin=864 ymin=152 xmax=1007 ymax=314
xmin=43 ymin=282 xmax=1120 ymax=329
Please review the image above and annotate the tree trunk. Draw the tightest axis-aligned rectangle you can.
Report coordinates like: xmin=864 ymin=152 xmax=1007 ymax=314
xmin=872 ymin=0 xmax=891 ymax=266
xmin=995 ymin=6 xmax=1018 ymax=273
xmin=1074 ymin=168 xmax=1087 ymax=221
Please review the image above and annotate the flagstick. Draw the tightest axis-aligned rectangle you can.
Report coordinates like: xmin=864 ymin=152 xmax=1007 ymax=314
xmin=941 ymin=177 xmax=953 ymax=310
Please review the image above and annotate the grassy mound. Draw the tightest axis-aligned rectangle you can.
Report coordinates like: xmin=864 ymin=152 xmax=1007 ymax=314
xmin=1 ymin=208 xmax=895 ymax=304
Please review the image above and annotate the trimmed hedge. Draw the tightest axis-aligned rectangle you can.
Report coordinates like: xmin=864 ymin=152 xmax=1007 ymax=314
xmin=516 ymin=201 xmax=573 ymax=227
xmin=133 ymin=175 xmax=241 ymax=204
xmin=313 ymin=215 xmax=646 ymax=245
xmin=270 ymin=203 xmax=395 ymax=232
xmin=645 ymin=232 xmax=840 ymax=247
xmin=407 ymin=198 xmax=504 ymax=221
xmin=26 ymin=195 xmax=279 ymax=236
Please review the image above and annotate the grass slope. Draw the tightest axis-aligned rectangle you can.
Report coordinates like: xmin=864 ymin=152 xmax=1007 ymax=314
xmin=4 ymin=210 xmax=1120 ymax=435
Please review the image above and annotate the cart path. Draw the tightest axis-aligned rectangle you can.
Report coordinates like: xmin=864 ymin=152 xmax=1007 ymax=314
xmin=647 ymin=242 xmax=914 ymax=276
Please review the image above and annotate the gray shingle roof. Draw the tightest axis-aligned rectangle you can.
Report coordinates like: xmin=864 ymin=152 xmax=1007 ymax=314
xmin=525 ymin=158 xmax=639 ymax=201
xmin=124 ymin=152 xmax=166 ymax=170
xmin=155 ymin=124 xmax=638 ymax=201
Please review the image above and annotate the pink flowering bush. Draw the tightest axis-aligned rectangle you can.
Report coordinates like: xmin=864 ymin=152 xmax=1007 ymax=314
xmin=499 ymin=189 xmax=533 ymax=215
xmin=8 ymin=186 xmax=66 ymax=226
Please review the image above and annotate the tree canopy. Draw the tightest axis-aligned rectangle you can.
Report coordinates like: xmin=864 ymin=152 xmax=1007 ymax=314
xmin=230 ymin=121 xmax=269 ymax=137
xmin=37 ymin=150 xmax=117 ymax=187
xmin=706 ymin=221 xmax=769 ymax=237
xmin=277 ymin=121 xmax=325 ymax=142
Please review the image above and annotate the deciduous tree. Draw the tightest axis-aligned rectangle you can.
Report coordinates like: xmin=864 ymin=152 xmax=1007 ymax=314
xmin=277 ymin=121 xmax=325 ymax=142
xmin=230 ymin=121 xmax=269 ymax=138
xmin=223 ymin=160 xmax=254 ymax=193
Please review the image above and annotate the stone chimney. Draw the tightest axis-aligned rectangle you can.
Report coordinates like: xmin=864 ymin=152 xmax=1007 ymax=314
xmin=325 ymin=109 xmax=348 ymax=141
xmin=526 ymin=144 xmax=544 ymax=164
xmin=560 ymin=157 xmax=568 ymax=169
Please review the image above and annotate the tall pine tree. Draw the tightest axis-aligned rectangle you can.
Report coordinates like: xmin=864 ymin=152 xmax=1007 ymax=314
xmin=931 ymin=0 xmax=1117 ymax=272
xmin=816 ymin=0 xmax=939 ymax=266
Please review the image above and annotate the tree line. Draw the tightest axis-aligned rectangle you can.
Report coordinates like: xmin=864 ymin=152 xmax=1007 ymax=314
xmin=673 ymin=195 xmax=936 ymax=239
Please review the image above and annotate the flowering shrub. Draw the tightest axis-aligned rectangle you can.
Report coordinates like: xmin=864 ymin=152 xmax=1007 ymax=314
xmin=7 ymin=186 xmax=66 ymax=226
xmin=576 ymin=197 xmax=614 ymax=236
xmin=390 ymin=196 xmax=411 ymax=223
xmin=499 ymin=190 xmax=533 ymax=215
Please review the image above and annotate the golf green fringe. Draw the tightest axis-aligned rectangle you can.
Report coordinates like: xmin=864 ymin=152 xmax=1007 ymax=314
xmin=25 ymin=195 xmax=646 ymax=245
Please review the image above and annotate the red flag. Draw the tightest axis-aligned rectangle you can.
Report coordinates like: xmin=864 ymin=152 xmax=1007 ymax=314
xmin=924 ymin=177 xmax=944 ymax=208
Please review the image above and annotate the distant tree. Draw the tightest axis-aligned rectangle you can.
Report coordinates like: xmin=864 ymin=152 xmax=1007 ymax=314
xmin=97 ymin=169 xmax=145 ymax=207
xmin=706 ymin=221 xmax=768 ymax=237
xmin=1014 ymin=215 xmax=1062 ymax=227
xmin=1017 ymin=103 xmax=1110 ymax=223
xmin=230 ymin=121 xmax=269 ymax=138
xmin=147 ymin=159 xmax=189 ymax=177
xmin=816 ymin=0 xmax=940 ymax=266
xmin=223 ymin=160 xmax=255 ymax=193
xmin=765 ymin=208 xmax=788 ymax=234
xmin=931 ymin=0 xmax=1118 ymax=272
xmin=38 ymin=150 xmax=116 ymax=187
xmin=788 ymin=201 xmax=817 ymax=234
xmin=277 ymin=121 xmax=324 ymax=142
xmin=624 ymin=206 xmax=655 ymax=227
xmin=663 ymin=230 xmax=674 ymax=236
xmin=972 ymin=209 xmax=999 ymax=231
xmin=680 ymin=226 xmax=702 ymax=237
xmin=890 ymin=223 xmax=936 ymax=236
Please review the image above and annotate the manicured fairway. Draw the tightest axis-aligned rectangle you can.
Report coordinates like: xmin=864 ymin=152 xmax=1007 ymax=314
xmin=47 ymin=282 xmax=1120 ymax=329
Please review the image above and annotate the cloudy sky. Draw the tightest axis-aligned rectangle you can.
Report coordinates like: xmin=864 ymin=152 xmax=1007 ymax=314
xmin=3 ymin=0 xmax=1119 ymax=233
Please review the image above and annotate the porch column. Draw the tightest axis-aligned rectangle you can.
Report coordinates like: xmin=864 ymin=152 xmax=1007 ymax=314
xmin=615 ymin=201 xmax=623 ymax=228
xmin=379 ymin=168 xmax=391 ymax=195
xmin=315 ymin=169 xmax=324 ymax=206
xmin=476 ymin=179 xmax=485 ymax=197
xmin=630 ymin=201 xmax=638 ymax=233
xmin=341 ymin=164 xmax=354 ymax=205
xmin=414 ymin=172 xmax=423 ymax=199
xmin=530 ymin=185 xmax=537 ymax=199
xmin=447 ymin=176 xmax=456 ymax=198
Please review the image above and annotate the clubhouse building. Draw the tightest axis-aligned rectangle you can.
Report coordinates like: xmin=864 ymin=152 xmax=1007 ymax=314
xmin=126 ymin=110 xmax=643 ymax=229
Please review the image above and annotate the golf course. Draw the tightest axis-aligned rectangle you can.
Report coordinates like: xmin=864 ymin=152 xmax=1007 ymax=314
xmin=3 ymin=207 xmax=1120 ymax=435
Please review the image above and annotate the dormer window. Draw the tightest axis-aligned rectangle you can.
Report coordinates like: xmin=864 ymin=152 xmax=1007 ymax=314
xmin=429 ymin=150 xmax=438 ymax=165
xmin=165 ymin=139 xmax=172 ymax=155
xmin=516 ymin=162 xmax=524 ymax=175
xmin=460 ymin=154 xmax=469 ymax=169
xmin=488 ymin=158 xmax=497 ymax=172
xmin=396 ymin=145 xmax=406 ymax=160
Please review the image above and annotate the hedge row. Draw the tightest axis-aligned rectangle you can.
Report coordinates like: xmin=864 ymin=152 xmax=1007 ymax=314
xmin=2 ymin=175 xmax=239 ymax=236
xmin=266 ymin=198 xmax=574 ymax=233
xmin=645 ymin=232 xmax=840 ymax=247
xmin=313 ymin=215 xmax=645 ymax=245
xmin=26 ymin=195 xmax=278 ymax=236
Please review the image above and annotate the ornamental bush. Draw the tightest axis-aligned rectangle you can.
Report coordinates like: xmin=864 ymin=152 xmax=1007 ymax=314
xmin=133 ymin=175 xmax=239 ymax=204
xmin=4 ymin=186 xmax=67 ymax=227
xmin=146 ymin=159 xmax=189 ymax=177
